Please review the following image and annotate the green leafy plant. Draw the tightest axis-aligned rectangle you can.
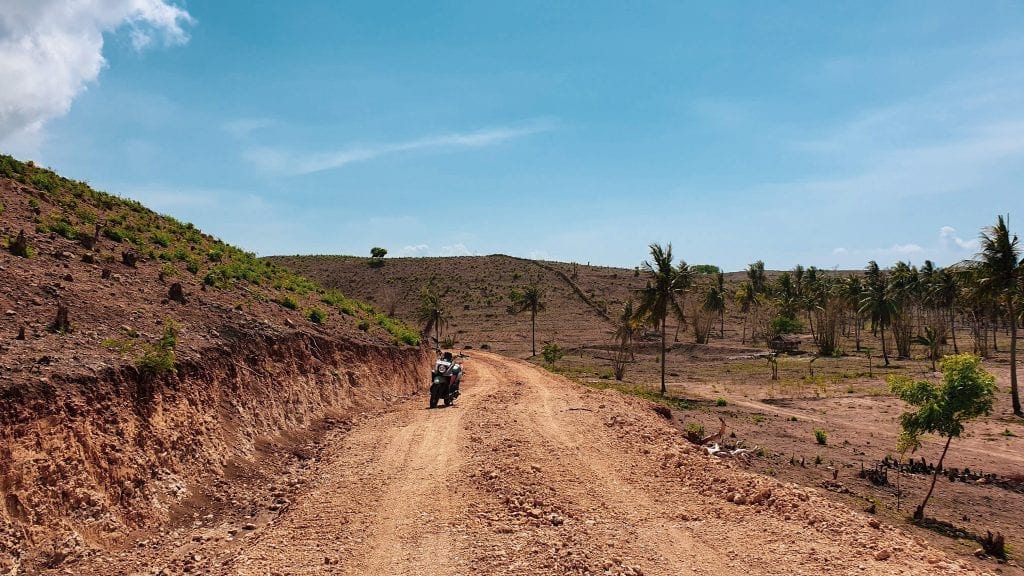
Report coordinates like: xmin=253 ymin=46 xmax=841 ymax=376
xmin=684 ymin=422 xmax=705 ymax=443
xmin=136 ymin=320 xmax=179 ymax=376
xmin=770 ymin=316 xmax=802 ymax=335
xmin=542 ymin=342 xmax=564 ymax=365
xmin=715 ymin=397 xmax=728 ymax=407
xmin=277 ymin=296 xmax=298 ymax=310
xmin=814 ymin=429 xmax=828 ymax=445
xmin=889 ymin=354 xmax=997 ymax=520
xmin=306 ymin=307 xmax=327 ymax=324
xmin=150 ymin=231 xmax=171 ymax=247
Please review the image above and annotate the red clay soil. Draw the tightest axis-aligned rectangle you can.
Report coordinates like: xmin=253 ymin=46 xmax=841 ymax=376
xmin=67 ymin=353 xmax=996 ymax=576
xmin=0 ymin=176 xmax=429 ymax=573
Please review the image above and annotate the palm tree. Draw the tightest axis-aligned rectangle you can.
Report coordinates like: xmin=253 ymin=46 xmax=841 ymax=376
xmin=734 ymin=281 xmax=756 ymax=344
xmin=860 ymin=261 xmax=897 ymax=366
xmin=702 ymin=283 xmax=726 ymax=342
xmin=977 ymin=215 xmax=1022 ymax=416
xmin=416 ymin=287 xmax=448 ymax=344
xmin=930 ymin=268 xmax=960 ymax=354
xmin=510 ymin=284 xmax=546 ymax=357
xmin=613 ymin=300 xmax=640 ymax=360
xmin=634 ymin=243 xmax=688 ymax=395
xmin=747 ymin=260 xmax=767 ymax=295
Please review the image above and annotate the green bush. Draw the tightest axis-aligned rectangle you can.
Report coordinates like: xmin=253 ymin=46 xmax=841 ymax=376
xmin=41 ymin=216 xmax=77 ymax=239
xmin=814 ymin=429 xmax=828 ymax=445
xmin=770 ymin=316 xmax=803 ymax=335
xmin=307 ymin=307 xmax=327 ymax=324
xmin=685 ymin=422 xmax=705 ymax=443
xmin=716 ymin=397 xmax=728 ymax=407
xmin=542 ymin=342 xmax=564 ymax=365
xmin=277 ymin=296 xmax=298 ymax=310
xmin=136 ymin=321 xmax=179 ymax=376
xmin=150 ymin=231 xmax=171 ymax=247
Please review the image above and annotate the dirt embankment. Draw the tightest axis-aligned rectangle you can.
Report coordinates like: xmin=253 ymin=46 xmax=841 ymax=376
xmin=0 ymin=331 xmax=430 ymax=573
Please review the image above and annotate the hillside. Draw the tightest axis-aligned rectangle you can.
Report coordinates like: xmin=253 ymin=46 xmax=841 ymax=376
xmin=0 ymin=156 xmax=427 ymax=573
xmin=266 ymin=254 xmax=633 ymax=355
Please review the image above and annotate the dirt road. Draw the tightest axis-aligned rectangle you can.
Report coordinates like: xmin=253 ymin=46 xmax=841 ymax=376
xmin=81 ymin=352 xmax=993 ymax=575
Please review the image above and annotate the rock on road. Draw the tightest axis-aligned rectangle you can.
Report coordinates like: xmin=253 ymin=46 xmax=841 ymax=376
xmin=106 ymin=352 xmax=994 ymax=575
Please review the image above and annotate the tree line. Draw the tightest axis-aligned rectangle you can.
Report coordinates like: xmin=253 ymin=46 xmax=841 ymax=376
xmin=621 ymin=216 xmax=1021 ymax=416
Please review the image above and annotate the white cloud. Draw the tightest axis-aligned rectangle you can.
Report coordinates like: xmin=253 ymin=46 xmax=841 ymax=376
xmin=939 ymin=225 xmax=980 ymax=251
xmin=891 ymin=243 xmax=923 ymax=254
xmin=243 ymin=123 xmax=553 ymax=175
xmin=832 ymin=247 xmax=848 ymax=254
xmin=528 ymin=250 xmax=550 ymax=260
xmin=397 ymin=244 xmax=430 ymax=257
xmin=0 ymin=0 xmax=193 ymax=155
xmin=439 ymin=243 xmax=476 ymax=257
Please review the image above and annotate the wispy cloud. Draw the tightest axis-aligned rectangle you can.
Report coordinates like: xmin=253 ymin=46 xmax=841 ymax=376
xmin=222 ymin=118 xmax=278 ymax=138
xmin=243 ymin=122 xmax=554 ymax=175
xmin=394 ymin=243 xmax=477 ymax=257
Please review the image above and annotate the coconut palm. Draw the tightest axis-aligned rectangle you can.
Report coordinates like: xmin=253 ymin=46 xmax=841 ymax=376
xmin=747 ymin=260 xmax=767 ymax=295
xmin=634 ymin=243 xmax=688 ymax=395
xmin=860 ymin=261 xmax=897 ymax=366
xmin=613 ymin=300 xmax=640 ymax=360
xmin=416 ymin=287 xmax=448 ymax=344
xmin=734 ymin=281 xmax=756 ymax=344
xmin=977 ymin=215 xmax=1022 ymax=416
xmin=510 ymin=283 xmax=546 ymax=357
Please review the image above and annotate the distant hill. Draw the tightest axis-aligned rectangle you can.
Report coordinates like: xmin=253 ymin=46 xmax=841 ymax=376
xmin=265 ymin=255 xmax=630 ymax=355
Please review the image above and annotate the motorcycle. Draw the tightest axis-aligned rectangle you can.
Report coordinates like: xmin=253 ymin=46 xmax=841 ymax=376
xmin=429 ymin=349 xmax=466 ymax=408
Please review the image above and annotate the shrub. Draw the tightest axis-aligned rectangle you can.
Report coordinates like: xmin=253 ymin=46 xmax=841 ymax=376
xmin=306 ymin=307 xmax=327 ymax=324
xmin=814 ymin=429 xmax=828 ymax=445
xmin=771 ymin=316 xmax=803 ymax=335
xmin=159 ymin=262 xmax=177 ymax=278
xmin=716 ymin=397 xmax=728 ymax=407
xmin=542 ymin=342 xmax=564 ymax=365
xmin=277 ymin=296 xmax=298 ymax=310
xmin=684 ymin=422 xmax=705 ymax=443
xmin=207 ymin=248 xmax=223 ymax=262
xmin=357 ymin=320 xmax=370 ymax=331
xmin=150 ymin=231 xmax=171 ymax=247
xmin=136 ymin=320 xmax=179 ymax=376
xmin=41 ymin=216 xmax=77 ymax=239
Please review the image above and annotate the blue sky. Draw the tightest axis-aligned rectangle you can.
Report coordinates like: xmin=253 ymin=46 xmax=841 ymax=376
xmin=2 ymin=2 xmax=1022 ymax=271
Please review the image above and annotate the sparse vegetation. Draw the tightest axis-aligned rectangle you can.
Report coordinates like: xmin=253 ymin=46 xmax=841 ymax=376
xmin=136 ymin=320 xmax=179 ymax=376
xmin=307 ymin=307 xmax=327 ymax=324
xmin=814 ymin=429 xmax=828 ymax=445
xmin=542 ymin=342 xmax=564 ymax=365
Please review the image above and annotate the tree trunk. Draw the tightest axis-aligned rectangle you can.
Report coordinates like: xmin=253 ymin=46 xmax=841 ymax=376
xmin=531 ymin=309 xmax=537 ymax=357
xmin=881 ymin=324 xmax=890 ymax=366
xmin=949 ymin=307 xmax=959 ymax=354
xmin=660 ymin=316 xmax=667 ymax=395
xmin=1009 ymin=299 xmax=1021 ymax=416
xmin=854 ymin=314 xmax=861 ymax=352
xmin=915 ymin=435 xmax=953 ymax=520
